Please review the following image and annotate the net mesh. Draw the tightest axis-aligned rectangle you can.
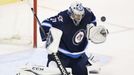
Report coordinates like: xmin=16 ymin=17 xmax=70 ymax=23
xmin=0 ymin=0 xmax=33 ymax=46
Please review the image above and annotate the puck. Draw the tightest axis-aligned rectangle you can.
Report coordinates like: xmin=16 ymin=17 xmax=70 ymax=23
xmin=101 ymin=16 xmax=106 ymax=22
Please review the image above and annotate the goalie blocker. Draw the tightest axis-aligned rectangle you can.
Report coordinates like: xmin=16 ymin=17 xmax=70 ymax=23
xmin=45 ymin=27 xmax=70 ymax=75
xmin=45 ymin=27 xmax=63 ymax=54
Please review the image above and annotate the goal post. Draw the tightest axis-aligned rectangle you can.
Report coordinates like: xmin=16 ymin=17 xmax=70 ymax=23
xmin=33 ymin=0 xmax=37 ymax=48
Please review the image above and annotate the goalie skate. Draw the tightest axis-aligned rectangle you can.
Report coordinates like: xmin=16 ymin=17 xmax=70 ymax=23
xmin=86 ymin=53 xmax=112 ymax=74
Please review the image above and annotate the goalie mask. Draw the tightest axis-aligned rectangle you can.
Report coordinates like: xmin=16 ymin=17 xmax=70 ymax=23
xmin=68 ymin=1 xmax=85 ymax=26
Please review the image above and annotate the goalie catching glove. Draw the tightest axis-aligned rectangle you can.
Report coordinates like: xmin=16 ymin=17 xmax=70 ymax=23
xmin=87 ymin=24 xmax=109 ymax=44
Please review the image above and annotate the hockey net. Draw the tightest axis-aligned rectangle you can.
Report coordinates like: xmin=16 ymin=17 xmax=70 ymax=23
xmin=0 ymin=0 xmax=38 ymax=47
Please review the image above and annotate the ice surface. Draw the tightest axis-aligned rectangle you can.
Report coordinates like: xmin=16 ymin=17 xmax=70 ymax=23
xmin=0 ymin=48 xmax=47 ymax=75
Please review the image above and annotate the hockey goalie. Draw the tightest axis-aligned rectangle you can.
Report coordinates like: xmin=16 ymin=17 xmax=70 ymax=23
xmin=17 ymin=1 xmax=109 ymax=75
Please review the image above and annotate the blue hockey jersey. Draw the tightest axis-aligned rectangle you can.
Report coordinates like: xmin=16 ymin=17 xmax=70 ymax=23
xmin=40 ymin=8 xmax=96 ymax=58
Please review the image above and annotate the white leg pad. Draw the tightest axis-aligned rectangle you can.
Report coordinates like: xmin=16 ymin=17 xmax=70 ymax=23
xmin=16 ymin=65 xmax=72 ymax=75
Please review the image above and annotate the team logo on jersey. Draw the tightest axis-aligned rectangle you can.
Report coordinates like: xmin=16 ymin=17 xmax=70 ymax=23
xmin=72 ymin=29 xmax=86 ymax=45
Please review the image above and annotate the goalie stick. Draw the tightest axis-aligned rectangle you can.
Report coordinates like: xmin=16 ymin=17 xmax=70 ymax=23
xmin=30 ymin=8 xmax=70 ymax=75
